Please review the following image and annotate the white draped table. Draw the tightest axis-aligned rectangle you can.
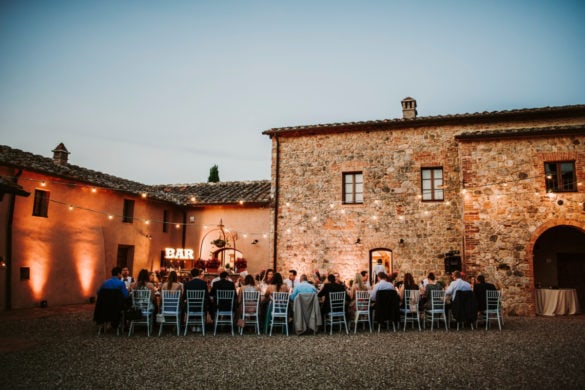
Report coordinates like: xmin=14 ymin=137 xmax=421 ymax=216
xmin=535 ymin=288 xmax=580 ymax=316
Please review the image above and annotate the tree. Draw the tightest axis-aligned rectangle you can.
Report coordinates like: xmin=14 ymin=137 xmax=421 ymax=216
xmin=208 ymin=164 xmax=220 ymax=183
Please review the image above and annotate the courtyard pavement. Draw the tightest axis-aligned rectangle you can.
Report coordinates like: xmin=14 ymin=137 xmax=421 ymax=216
xmin=1 ymin=304 xmax=584 ymax=389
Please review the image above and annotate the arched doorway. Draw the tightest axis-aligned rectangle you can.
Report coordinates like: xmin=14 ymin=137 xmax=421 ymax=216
xmin=533 ymin=225 xmax=585 ymax=308
xmin=369 ymin=248 xmax=393 ymax=284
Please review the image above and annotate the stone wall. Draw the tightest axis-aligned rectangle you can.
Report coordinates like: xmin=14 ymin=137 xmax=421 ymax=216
xmin=459 ymin=134 xmax=585 ymax=315
xmin=273 ymin=125 xmax=465 ymax=282
xmin=271 ymin=114 xmax=585 ymax=315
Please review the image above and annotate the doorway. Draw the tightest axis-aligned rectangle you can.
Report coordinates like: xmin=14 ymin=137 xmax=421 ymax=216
xmin=116 ymin=245 xmax=134 ymax=271
xmin=533 ymin=225 xmax=585 ymax=307
xmin=369 ymin=248 xmax=393 ymax=284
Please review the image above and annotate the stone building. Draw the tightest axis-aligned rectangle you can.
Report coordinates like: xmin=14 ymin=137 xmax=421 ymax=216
xmin=0 ymin=144 xmax=271 ymax=309
xmin=263 ymin=99 xmax=585 ymax=315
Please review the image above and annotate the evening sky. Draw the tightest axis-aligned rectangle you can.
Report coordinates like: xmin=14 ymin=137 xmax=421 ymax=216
xmin=1 ymin=0 xmax=584 ymax=184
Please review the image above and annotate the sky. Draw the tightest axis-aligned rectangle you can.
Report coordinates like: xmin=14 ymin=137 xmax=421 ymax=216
xmin=1 ymin=0 xmax=584 ymax=185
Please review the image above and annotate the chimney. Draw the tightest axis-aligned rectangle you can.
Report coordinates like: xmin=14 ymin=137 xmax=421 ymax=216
xmin=401 ymin=97 xmax=417 ymax=119
xmin=51 ymin=143 xmax=70 ymax=166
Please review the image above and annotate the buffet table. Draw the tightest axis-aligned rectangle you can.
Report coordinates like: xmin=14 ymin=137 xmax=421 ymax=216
xmin=535 ymin=288 xmax=580 ymax=316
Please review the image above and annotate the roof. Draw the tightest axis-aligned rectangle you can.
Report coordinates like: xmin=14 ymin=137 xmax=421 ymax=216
xmin=0 ymin=176 xmax=30 ymax=198
xmin=0 ymin=144 xmax=271 ymax=207
xmin=152 ymin=181 xmax=272 ymax=206
xmin=263 ymin=104 xmax=585 ymax=137
xmin=455 ymin=124 xmax=585 ymax=141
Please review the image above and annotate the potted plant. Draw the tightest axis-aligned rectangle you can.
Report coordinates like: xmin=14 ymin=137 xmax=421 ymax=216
xmin=211 ymin=238 xmax=226 ymax=248
xmin=235 ymin=257 xmax=247 ymax=272
xmin=194 ymin=258 xmax=206 ymax=269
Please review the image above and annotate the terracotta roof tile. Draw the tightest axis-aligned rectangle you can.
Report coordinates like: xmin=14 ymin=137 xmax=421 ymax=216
xmin=0 ymin=145 xmax=271 ymax=206
xmin=152 ymin=181 xmax=272 ymax=205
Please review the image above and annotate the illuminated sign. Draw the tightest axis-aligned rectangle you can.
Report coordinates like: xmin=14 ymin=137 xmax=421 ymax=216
xmin=164 ymin=248 xmax=194 ymax=260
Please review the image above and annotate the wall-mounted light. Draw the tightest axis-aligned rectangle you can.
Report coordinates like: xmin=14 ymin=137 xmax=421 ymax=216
xmin=399 ymin=238 xmax=405 ymax=245
xmin=355 ymin=238 xmax=361 ymax=245
xmin=251 ymin=239 xmax=258 ymax=245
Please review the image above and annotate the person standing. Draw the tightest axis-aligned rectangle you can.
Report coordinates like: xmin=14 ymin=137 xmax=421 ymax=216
xmin=121 ymin=267 xmax=134 ymax=290
xmin=285 ymin=269 xmax=299 ymax=290
xmin=372 ymin=259 xmax=386 ymax=282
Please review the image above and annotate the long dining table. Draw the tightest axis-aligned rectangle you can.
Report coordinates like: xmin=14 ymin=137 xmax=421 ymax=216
xmin=535 ymin=288 xmax=580 ymax=316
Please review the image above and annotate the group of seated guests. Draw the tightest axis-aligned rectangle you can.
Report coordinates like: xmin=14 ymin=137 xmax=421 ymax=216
xmin=98 ymin=264 xmax=498 ymax=332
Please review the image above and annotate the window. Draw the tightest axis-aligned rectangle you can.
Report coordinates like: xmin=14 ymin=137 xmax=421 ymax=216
xmin=421 ymin=167 xmax=444 ymax=201
xmin=162 ymin=210 xmax=168 ymax=233
xmin=32 ymin=189 xmax=50 ymax=217
xmin=20 ymin=267 xmax=30 ymax=281
xmin=343 ymin=172 xmax=363 ymax=204
xmin=122 ymin=199 xmax=134 ymax=223
xmin=545 ymin=161 xmax=577 ymax=192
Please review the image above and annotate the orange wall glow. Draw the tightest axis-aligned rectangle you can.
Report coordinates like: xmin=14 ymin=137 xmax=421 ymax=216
xmin=22 ymin=239 xmax=51 ymax=301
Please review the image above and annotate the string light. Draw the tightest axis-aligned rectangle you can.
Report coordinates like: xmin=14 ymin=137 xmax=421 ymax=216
xmin=5 ymin=170 xmax=581 ymax=240
xmin=45 ymin=198 xmax=272 ymax=237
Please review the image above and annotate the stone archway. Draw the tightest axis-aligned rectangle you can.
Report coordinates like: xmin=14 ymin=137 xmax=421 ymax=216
xmin=529 ymin=220 xmax=585 ymax=312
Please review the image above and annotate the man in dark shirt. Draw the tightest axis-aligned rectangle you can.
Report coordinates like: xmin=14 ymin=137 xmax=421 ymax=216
xmin=474 ymin=274 xmax=496 ymax=312
xmin=318 ymin=273 xmax=348 ymax=318
xmin=184 ymin=268 xmax=210 ymax=308
xmin=210 ymin=271 xmax=236 ymax=315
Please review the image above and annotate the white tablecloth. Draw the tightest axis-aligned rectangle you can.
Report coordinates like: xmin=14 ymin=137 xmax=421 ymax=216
xmin=535 ymin=289 xmax=580 ymax=316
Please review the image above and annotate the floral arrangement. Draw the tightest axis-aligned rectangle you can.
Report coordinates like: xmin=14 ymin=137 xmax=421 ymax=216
xmin=235 ymin=257 xmax=247 ymax=270
xmin=194 ymin=259 xmax=206 ymax=269
xmin=206 ymin=258 xmax=220 ymax=269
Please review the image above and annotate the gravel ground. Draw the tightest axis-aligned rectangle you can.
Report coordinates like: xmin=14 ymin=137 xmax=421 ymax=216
xmin=1 ymin=307 xmax=584 ymax=389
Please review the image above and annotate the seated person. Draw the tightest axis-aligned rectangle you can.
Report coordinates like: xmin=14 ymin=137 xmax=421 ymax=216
xmin=370 ymin=272 xmax=395 ymax=303
xmin=318 ymin=273 xmax=348 ymax=318
xmin=422 ymin=272 xmax=443 ymax=310
xmin=445 ymin=270 xmax=472 ymax=302
xmin=473 ymin=274 xmax=496 ymax=312
xmin=289 ymin=274 xmax=318 ymax=302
